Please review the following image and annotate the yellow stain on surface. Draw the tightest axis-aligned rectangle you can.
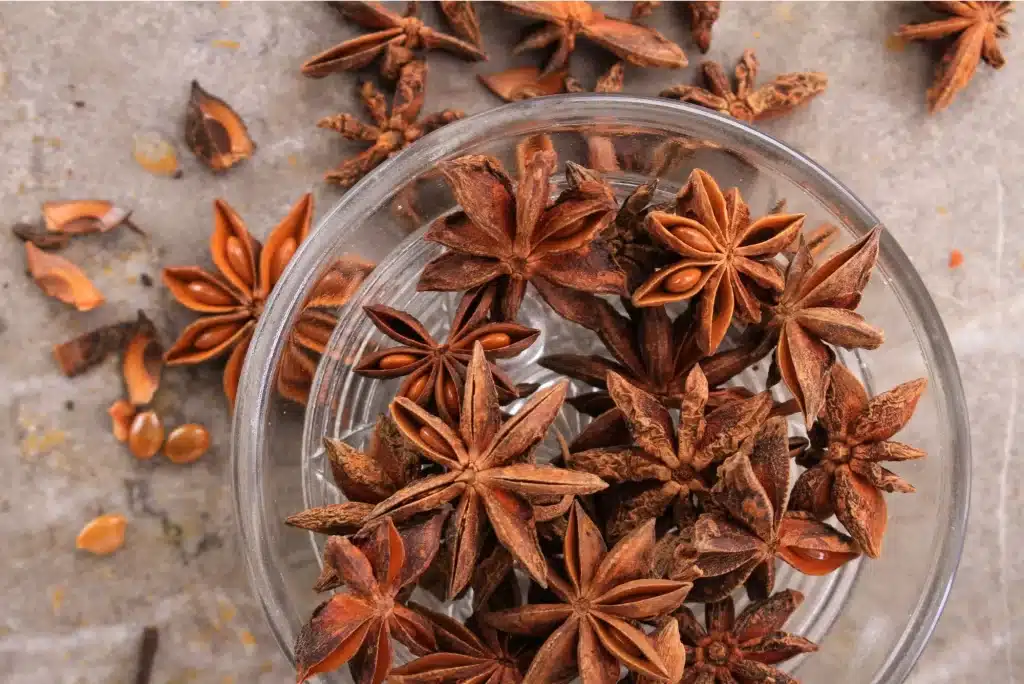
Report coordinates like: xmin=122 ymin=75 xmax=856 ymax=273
xmin=212 ymin=39 xmax=241 ymax=50
xmin=239 ymin=629 xmax=256 ymax=650
xmin=753 ymin=30 xmax=761 ymax=39
xmin=217 ymin=600 xmax=236 ymax=628
xmin=773 ymin=3 xmax=793 ymax=21
xmin=51 ymin=586 xmax=65 ymax=615
xmin=287 ymin=154 xmax=298 ymax=167
xmin=259 ymin=661 xmax=275 ymax=674
xmin=21 ymin=429 xmax=67 ymax=458
xmin=885 ymin=35 xmax=908 ymax=52
xmin=936 ymin=205 xmax=949 ymax=215
xmin=219 ymin=0 xmax=230 ymax=6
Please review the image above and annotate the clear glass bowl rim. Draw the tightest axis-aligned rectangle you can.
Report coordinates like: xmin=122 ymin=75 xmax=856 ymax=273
xmin=231 ymin=94 xmax=970 ymax=683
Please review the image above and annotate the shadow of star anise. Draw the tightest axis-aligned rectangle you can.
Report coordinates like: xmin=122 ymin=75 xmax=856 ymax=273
xmin=569 ymin=368 xmax=772 ymax=543
xmin=294 ymin=512 xmax=445 ymax=684
xmin=418 ymin=150 xmax=625 ymax=321
xmin=318 ymin=61 xmax=463 ymax=187
xmin=367 ymin=343 xmax=608 ymax=599
xmin=672 ymin=589 xmax=817 ymax=684
xmin=691 ymin=416 xmax=860 ymax=603
xmin=163 ymin=194 xmax=313 ymax=408
xmin=791 ymin=362 xmax=927 ymax=558
xmin=483 ymin=501 xmax=694 ymax=684
xmin=354 ymin=286 xmax=539 ymax=425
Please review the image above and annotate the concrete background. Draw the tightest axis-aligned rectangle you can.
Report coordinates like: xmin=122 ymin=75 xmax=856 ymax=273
xmin=0 ymin=2 xmax=1020 ymax=682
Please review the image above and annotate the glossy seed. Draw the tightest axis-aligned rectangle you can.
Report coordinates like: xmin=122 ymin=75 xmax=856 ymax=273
xmin=477 ymin=332 xmax=512 ymax=350
xmin=406 ymin=375 xmax=429 ymax=401
xmin=664 ymin=268 xmax=703 ymax=294
xmin=76 ymin=513 xmax=127 ymax=555
xmin=193 ymin=322 xmax=240 ymax=350
xmin=186 ymin=280 xmax=235 ymax=306
xmin=379 ymin=352 xmax=418 ymax=370
xmin=442 ymin=379 xmax=460 ymax=417
xmin=790 ymin=547 xmax=829 ymax=562
xmin=128 ymin=411 xmax=164 ymax=460
xmin=164 ymin=424 xmax=211 ymax=464
xmin=225 ymin=236 xmax=254 ymax=286
xmin=671 ymin=227 xmax=716 ymax=253
xmin=108 ymin=399 xmax=136 ymax=442
xmin=419 ymin=425 xmax=455 ymax=458
xmin=270 ymin=237 xmax=298 ymax=284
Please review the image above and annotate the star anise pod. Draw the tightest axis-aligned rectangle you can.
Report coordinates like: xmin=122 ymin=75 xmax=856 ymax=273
xmin=565 ymin=62 xmax=629 ymax=173
xmin=600 ymin=180 xmax=672 ymax=291
xmin=686 ymin=1 xmax=722 ymax=53
xmin=895 ymin=2 xmax=1011 ymax=113
xmin=439 ymin=0 xmax=483 ymax=47
xmin=318 ymin=60 xmax=463 ymax=187
xmin=632 ymin=618 xmax=687 ymax=684
xmin=501 ymin=1 xmax=687 ymax=75
xmin=633 ymin=168 xmax=804 ymax=353
xmin=478 ymin=66 xmax=568 ymax=101
xmin=367 ymin=343 xmax=608 ymax=598
xmin=690 ymin=416 xmax=860 ymax=602
xmin=354 ymin=286 xmax=539 ymax=424
xmin=418 ymin=151 xmax=625 ymax=321
xmin=483 ymin=502 xmax=696 ymax=684
xmin=569 ymin=368 xmax=772 ymax=542
xmin=766 ymin=227 xmax=884 ymax=427
xmin=163 ymin=194 xmax=313 ymax=407
xmin=294 ymin=512 xmax=444 ymax=684
xmin=672 ymin=589 xmax=818 ymax=683
xmin=661 ymin=49 xmax=827 ymax=123
xmin=791 ymin=362 xmax=927 ymax=558
xmin=390 ymin=607 xmax=528 ymax=683
xmin=301 ymin=1 xmax=485 ymax=80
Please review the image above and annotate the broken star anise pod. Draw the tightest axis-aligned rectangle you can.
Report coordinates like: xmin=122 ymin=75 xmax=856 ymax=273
xmin=791 ymin=362 xmax=927 ymax=558
xmin=318 ymin=60 xmax=463 ymax=187
xmin=690 ymin=416 xmax=860 ymax=603
xmin=661 ymin=49 xmax=827 ymax=123
xmin=354 ymin=285 xmax=539 ymax=424
xmin=686 ymin=1 xmax=722 ymax=53
xmin=633 ymin=168 xmax=804 ymax=354
xmin=501 ymin=1 xmax=687 ymax=75
xmin=483 ymin=501 xmax=696 ymax=684
xmin=367 ymin=343 xmax=608 ymax=599
xmin=163 ymin=194 xmax=313 ymax=407
xmin=895 ymin=1 xmax=1012 ymax=113
xmin=478 ymin=66 xmax=568 ymax=101
xmin=672 ymin=589 xmax=818 ymax=684
xmin=301 ymin=1 xmax=485 ymax=80
xmin=766 ymin=227 xmax=884 ymax=427
xmin=294 ymin=512 xmax=445 ymax=684
xmin=185 ymin=80 xmax=254 ymax=173
xmin=569 ymin=368 xmax=772 ymax=542
xmin=418 ymin=150 xmax=625 ymax=321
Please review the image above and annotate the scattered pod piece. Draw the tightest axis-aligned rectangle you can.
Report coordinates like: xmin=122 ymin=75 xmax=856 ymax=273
xmin=128 ymin=411 xmax=164 ymax=460
xmin=12 ymin=222 xmax=72 ymax=250
xmin=76 ymin=513 xmax=127 ymax=555
xmin=42 ymin=200 xmax=139 ymax=235
xmin=53 ymin=311 xmax=154 ymax=377
xmin=184 ymin=80 xmax=254 ymax=172
xmin=478 ymin=66 xmax=566 ymax=101
xmin=108 ymin=400 xmax=136 ymax=443
xmin=123 ymin=324 xmax=164 ymax=406
xmin=440 ymin=0 xmax=483 ymax=46
xmin=132 ymin=132 xmax=182 ymax=178
xmin=24 ymin=242 xmax=105 ymax=311
xmin=163 ymin=424 xmax=211 ymax=464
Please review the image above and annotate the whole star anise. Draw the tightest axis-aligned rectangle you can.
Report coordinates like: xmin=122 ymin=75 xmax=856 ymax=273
xmin=163 ymin=194 xmax=313 ymax=407
xmin=418 ymin=151 xmax=625 ymax=321
xmin=501 ymin=1 xmax=687 ymax=75
xmin=294 ymin=512 xmax=445 ymax=684
xmin=482 ymin=502 xmax=695 ymax=684
xmin=633 ymin=168 xmax=804 ymax=353
xmin=318 ymin=61 xmax=463 ymax=187
xmin=354 ymin=286 xmax=539 ymax=424
xmin=569 ymin=368 xmax=772 ymax=542
xmin=791 ymin=362 xmax=927 ymax=558
xmin=766 ymin=228 xmax=884 ymax=427
xmin=368 ymin=343 xmax=608 ymax=599
xmin=672 ymin=589 xmax=818 ymax=683
xmin=661 ymin=49 xmax=827 ymax=123
xmin=301 ymin=1 xmax=485 ymax=79
xmin=690 ymin=417 xmax=860 ymax=602
xmin=896 ymin=1 xmax=1012 ymax=113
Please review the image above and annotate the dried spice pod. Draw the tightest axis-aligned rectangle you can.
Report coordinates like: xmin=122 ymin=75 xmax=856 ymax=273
xmin=685 ymin=0 xmax=721 ymax=53
xmin=24 ymin=242 xmax=105 ymax=311
xmin=43 ymin=200 xmax=138 ymax=235
xmin=184 ymin=80 xmax=254 ymax=172
xmin=76 ymin=513 xmax=127 ymax=555
xmin=123 ymin=323 xmax=164 ymax=406
xmin=163 ymin=424 xmax=211 ymax=464
xmin=108 ymin=400 xmax=136 ymax=443
xmin=661 ymin=49 xmax=827 ymax=122
xmin=286 ymin=502 xmax=376 ymax=537
xmin=478 ymin=66 xmax=567 ymax=101
xmin=53 ymin=311 xmax=153 ymax=377
xmin=12 ymin=222 xmax=72 ymax=250
xmin=439 ymin=0 xmax=483 ymax=46
xmin=128 ymin=411 xmax=164 ymax=460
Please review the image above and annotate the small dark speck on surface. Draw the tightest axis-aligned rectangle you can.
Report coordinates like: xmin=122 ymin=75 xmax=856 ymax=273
xmin=64 ymin=400 xmax=75 ymax=411
xmin=73 ymin=100 xmax=86 ymax=108
xmin=139 ymin=273 xmax=154 ymax=287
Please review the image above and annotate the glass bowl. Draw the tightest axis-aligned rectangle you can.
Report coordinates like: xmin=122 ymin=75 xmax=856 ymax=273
xmin=231 ymin=95 xmax=969 ymax=684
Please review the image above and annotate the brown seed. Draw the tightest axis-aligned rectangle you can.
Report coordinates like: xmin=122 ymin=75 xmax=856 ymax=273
xmin=225 ymin=236 xmax=254 ymax=287
xmin=407 ymin=375 xmax=429 ymax=401
xmin=270 ymin=236 xmax=297 ymax=284
xmin=671 ymin=226 xmax=716 ymax=253
xmin=128 ymin=411 xmax=164 ymax=460
xmin=186 ymin=280 xmax=235 ymax=307
xmin=164 ymin=424 xmax=210 ymax=464
xmin=108 ymin=399 xmax=136 ymax=442
xmin=442 ymin=379 xmax=460 ymax=417
xmin=664 ymin=267 xmax=703 ymax=293
xmin=193 ymin=322 xmax=239 ymax=351
xmin=418 ymin=425 xmax=455 ymax=458
xmin=379 ymin=352 xmax=418 ymax=371
xmin=76 ymin=513 xmax=127 ymax=555
xmin=789 ymin=547 xmax=829 ymax=562
xmin=477 ymin=332 xmax=512 ymax=350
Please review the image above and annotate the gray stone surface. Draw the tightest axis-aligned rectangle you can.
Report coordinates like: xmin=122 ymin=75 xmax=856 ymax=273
xmin=0 ymin=2 xmax=1019 ymax=682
